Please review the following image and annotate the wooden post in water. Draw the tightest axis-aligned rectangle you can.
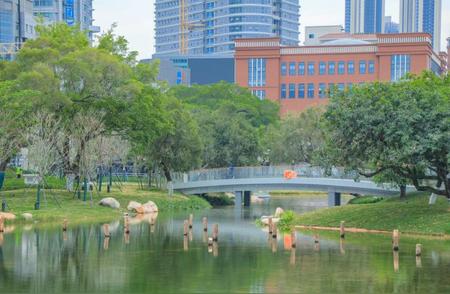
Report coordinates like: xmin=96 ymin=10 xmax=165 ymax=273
xmin=340 ymin=221 xmax=345 ymax=238
xmin=208 ymin=237 xmax=213 ymax=253
xmin=393 ymin=251 xmax=399 ymax=272
xmin=188 ymin=214 xmax=193 ymax=229
xmin=103 ymin=224 xmax=111 ymax=238
xmin=340 ymin=238 xmax=345 ymax=255
xmin=202 ymin=217 xmax=208 ymax=232
xmin=212 ymin=224 xmax=219 ymax=242
xmin=416 ymin=244 xmax=422 ymax=256
xmin=290 ymin=248 xmax=296 ymax=265
xmin=314 ymin=233 xmax=319 ymax=244
xmin=0 ymin=233 xmax=3 ymax=246
xmin=272 ymin=223 xmax=277 ymax=239
xmin=183 ymin=236 xmax=189 ymax=251
xmin=103 ymin=237 xmax=110 ymax=250
xmin=268 ymin=217 xmax=273 ymax=235
xmin=124 ymin=214 xmax=130 ymax=234
xmin=0 ymin=216 xmax=4 ymax=233
xmin=62 ymin=219 xmax=68 ymax=232
xmin=183 ymin=220 xmax=189 ymax=237
xmin=392 ymin=230 xmax=399 ymax=251
xmin=291 ymin=230 xmax=297 ymax=248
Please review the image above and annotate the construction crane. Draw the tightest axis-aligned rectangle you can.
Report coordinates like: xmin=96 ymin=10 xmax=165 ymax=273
xmin=179 ymin=0 xmax=205 ymax=55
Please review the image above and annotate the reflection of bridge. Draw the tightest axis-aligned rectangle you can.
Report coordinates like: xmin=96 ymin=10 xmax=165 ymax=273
xmin=173 ymin=165 xmax=414 ymax=207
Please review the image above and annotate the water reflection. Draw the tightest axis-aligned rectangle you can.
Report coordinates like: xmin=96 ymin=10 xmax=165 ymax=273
xmin=0 ymin=195 xmax=449 ymax=293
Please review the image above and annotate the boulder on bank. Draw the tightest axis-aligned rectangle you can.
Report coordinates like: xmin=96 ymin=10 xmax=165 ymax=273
xmin=22 ymin=213 xmax=33 ymax=221
xmin=274 ymin=207 xmax=284 ymax=218
xmin=142 ymin=201 xmax=158 ymax=213
xmin=98 ymin=197 xmax=120 ymax=209
xmin=0 ymin=212 xmax=16 ymax=221
xmin=260 ymin=216 xmax=280 ymax=225
xmin=127 ymin=201 xmax=143 ymax=212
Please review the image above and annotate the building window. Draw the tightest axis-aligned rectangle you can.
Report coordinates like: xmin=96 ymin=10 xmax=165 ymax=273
xmin=289 ymin=83 xmax=295 ymax=98
xmin=348 ymin=61 xmax=355 ymax=74
xmin=298 ymin=83 xmax=305 ymax=98
xmin=328 ymin=62 xmax=335 ymax=75
xmin=338 ymin=83 xmax=345 ymax=92
xmin=359 ymin=61 xmax=367 ymax=74
xmin=248 ymin=58 xmax=266 ymax=87
xmin=319 ymin=62 xmax=326 ymax=75
xmin=298 ymin=62 xmax=305 ymax=75
xmin=307 ymin=83 xmax=314 ymax=98
xmin=281 ymin=62 xmax=287 ymax=76
xmin=289 ymin=62 xmax=296 ymax=75
xmin=319 ymin=83 xmax=326 ymax=98
xmin=252 ymin=90 xmax=266 ymax=100
xmin=281 ymin=84 xmax=286 ymax=99
xmin=338 ymin=61 xmax=345 ymax=75
xmin=308 ymin=62 xmax=315 ymax=75
xmin=176 ymin=71 xmax=183 ymax=85
xmin=328 ymin=83 xmax=335 ymax=96
xmin=368 ymin=60 xmax=375 ymax=74
xmin=391 ymin=55 xmax=411 ymax=81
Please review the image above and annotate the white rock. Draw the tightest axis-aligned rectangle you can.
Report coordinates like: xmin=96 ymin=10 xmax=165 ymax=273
xmin=260 ymin=216 xmax=280 ymax=225
xmin=0 ymin=212 xmax=16 ymax=221
xmin=22 ymin=213 xmax=33 ymax=221
xmin=274 ymin=207 xmax=284 ymax=218
xmin=429 ymin=193 xmax=438 ymax=205
xmin=98 ymin=197 xmax=120 ymax=209
xmin=142 ymin=201 xmax=158 ymax=213
xmin=127 ymin=201 xmax=143 ymax=212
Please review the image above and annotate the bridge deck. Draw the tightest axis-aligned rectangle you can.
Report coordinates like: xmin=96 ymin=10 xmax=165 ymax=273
xmin=173 ymin=177 xmax=412 ymax=196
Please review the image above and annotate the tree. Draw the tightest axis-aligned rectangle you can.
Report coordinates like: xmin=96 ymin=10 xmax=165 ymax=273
xmin=323 ymin=72 xmax=450 ymax=197
xmin=1 ymin=23 xmax=142 ymax=179
xmin=147 ymin=96 xmax=202 ymax=183
xmin=265 ymin=107 xmax=326 ymax=165
xmin=171 ymin=82 xmax=280 ymax=168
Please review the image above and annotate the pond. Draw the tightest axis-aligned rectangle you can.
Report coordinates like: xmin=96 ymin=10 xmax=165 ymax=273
xmin=1 ymin=194 xmax=450 ymax=293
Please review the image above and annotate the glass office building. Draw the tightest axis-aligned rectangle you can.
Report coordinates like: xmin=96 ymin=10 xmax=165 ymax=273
xmin=400 ymin=0 xmax=441 ymax=50
xmin=0 ymin=0 xmax=35 ymax=43
xmin=154 ymin=0 xmax=300 ymax=56
xmin=345 ymin=0 xmax=385 ymax=34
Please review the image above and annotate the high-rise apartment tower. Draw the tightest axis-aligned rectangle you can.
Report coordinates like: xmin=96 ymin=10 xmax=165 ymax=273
xmin=154 ymin=0 xmax=300 ymax=56
xmin=345 ymin=0 xmax=385 ymax=34
xmin=400 ymin=0 xmax=441 ymax=50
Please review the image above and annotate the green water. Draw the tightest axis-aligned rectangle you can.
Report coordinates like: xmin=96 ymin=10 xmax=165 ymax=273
xmin=1 ymin=196 xmax=450 ymax=293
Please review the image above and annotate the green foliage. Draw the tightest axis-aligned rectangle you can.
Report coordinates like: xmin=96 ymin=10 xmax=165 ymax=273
xmin=199 ymin=193 xmax=234 ymax=206
xmin=349 ymin=196 xmax=384 ymax=205
xmin=171 ymin=82 xmax=280 ymax=167
xmin=278 ymin=210 xmax=296 ymax=232
xmin=323 ymin=72 xmax=450 ymax=197
xmin=265 ymin=107 xmax=326 ymax=164
xmin=2 ymin=169 xmax=65 ymax=191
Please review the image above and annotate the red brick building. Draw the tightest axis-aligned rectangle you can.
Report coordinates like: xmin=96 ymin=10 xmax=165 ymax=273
xmin=235 ymin=33 xmax=447 ymax=114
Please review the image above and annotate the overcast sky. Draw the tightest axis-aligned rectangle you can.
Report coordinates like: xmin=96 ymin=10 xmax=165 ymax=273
xmin=94 ymin=0 xmax=450 ymax=59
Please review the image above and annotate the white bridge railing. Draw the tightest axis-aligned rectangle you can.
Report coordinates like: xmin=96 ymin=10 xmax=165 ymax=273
xmin=173 ymin=165 xmax=364 ymax=183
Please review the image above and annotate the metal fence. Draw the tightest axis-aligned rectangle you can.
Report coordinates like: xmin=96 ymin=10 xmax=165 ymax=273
xmin=172 ymin=165 xmax=362 ymax=183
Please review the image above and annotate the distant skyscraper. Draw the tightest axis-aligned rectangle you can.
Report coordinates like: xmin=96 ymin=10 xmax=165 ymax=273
xmin=400 ymin=0 xmax=441 ymax=50
xmin=345 ymin=0 xmax=385 ymax=34
xmin=154 ymin=0 xmax=300 ymax=56
xmin=33 ymin=0 xmax=98 ymax=40
xmin=0 ymin=0 xmax=35 ymax=43
xmin=384 ymin=16 xmax=399 ymax=34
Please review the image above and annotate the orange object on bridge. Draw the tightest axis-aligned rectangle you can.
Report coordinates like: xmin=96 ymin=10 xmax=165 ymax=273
xmin=283 ymin=170 xmax=297 ymax=180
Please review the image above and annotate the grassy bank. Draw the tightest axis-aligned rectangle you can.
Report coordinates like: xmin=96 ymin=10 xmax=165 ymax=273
xmin=291 ymin=192 xmax=450 ymax=235
xmin=0 ymin=184 xmax=210 ymax=226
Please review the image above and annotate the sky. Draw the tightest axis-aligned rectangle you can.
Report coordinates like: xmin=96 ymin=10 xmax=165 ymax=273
xmin=94 ymin=0 xmax=450 ymax=59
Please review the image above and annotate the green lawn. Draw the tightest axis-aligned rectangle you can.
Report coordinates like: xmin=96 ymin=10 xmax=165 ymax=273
xmin=0 ymin=184 xmax=210 ymax=226
xmin=293 ymin=192 xmax=450 ymax=235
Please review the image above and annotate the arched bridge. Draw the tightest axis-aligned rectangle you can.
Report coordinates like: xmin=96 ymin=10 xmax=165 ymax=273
xmin=173 ymin=165 xmax=414 ymax=207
